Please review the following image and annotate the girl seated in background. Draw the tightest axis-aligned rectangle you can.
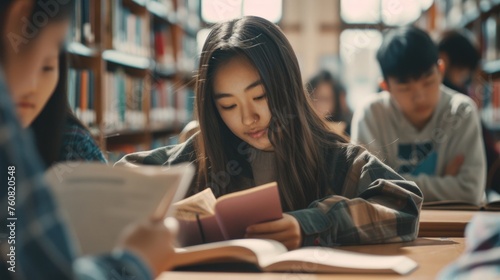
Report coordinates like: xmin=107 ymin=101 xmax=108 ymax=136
xmin=15 ymin=50 xmax=106 ymax=167
xmin=117 ymin=16 xmax=423 ymax=250
xmin=307 ymin=70 xmax=352 ymax=136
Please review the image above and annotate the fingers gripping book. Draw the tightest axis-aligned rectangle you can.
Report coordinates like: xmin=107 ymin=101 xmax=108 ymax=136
xmin=173 ymin=182 xmax=283 ymax=246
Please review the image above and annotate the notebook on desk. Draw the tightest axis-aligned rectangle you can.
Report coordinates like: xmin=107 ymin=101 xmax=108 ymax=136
xmin=45 ymin=162 xmax=195 ymax=255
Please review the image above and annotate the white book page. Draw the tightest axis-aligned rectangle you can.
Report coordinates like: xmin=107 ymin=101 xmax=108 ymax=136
xmin=173 ymin=188 xmax=217 ymax=218
xmin=262 ymin=247 xmax=418 ymax=274
xmin=46 ymin=162 xmax=194 ymax=256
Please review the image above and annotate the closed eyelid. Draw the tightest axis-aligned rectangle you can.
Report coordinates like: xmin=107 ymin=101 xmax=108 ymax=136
xmin=220 ymin=104 xmax=236 ymax=110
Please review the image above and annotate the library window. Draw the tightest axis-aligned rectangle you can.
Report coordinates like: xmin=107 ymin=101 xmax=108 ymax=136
xmin=340 ymin=29 xmax=383 ymax=112
xmin=341 ymin=0 xmax=434 ymax=25
xmin=381 ymin=0 xmax=423 ymax=26
xmin=201 ymin=0 xmax=283 ymax=23
xmin=199 ymin=0 xmax=282 ymax=54
xmin=341 ymin=0 xmax=381 ymax=24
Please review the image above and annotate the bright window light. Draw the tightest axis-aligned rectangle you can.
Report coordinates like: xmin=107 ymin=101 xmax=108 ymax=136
xmin=340 ymin=30 xmax=383 ymax=112
xmin=340 ymin=0 xmax=381 ymax=24
xmin=381 ymin=0 xmax=422 ymax=26
xmin=420 ymin=0 xmax=434 ymax=10
xmin=243 ymin=0 xmax=282 ymax=23
xmin=201 ymin=0 xmax=282 ymax=23
xmin=197 ymin=28 xmax=212 ymax=54
xmin=201 ymin=0 xmax=242 ymax=23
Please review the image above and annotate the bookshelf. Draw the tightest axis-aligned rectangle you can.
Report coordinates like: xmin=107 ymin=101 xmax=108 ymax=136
xmin=67 ymin=0 xmax=199 ymax=161
xmin=434 ymin=0 xmax=500 ymax=130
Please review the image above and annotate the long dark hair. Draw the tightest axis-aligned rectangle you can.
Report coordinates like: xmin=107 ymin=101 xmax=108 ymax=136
xmin=194 ymin=16 xmax=348 ymax=211
xmin=29 ymin=52 xmax=68 ymax=167
xmin=30 ymin=51 xmax=90 ymax=168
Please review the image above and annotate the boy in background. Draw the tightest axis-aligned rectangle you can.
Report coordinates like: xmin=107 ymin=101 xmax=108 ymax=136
xmin=351 ymin=26 xmax=486 ymax=204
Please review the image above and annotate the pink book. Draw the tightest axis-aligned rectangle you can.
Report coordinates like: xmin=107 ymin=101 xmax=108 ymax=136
xmin=174 ymin=182 xmax=282 ymax=246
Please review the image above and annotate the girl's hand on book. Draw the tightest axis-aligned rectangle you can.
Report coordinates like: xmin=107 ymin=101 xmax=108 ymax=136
xmin=117 ymin=218 xmax=178 ymax=277
xmin=245 ymin=214 xmax=302 ymax=250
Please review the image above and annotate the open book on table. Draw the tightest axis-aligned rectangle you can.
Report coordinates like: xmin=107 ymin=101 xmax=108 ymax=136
xmin=170 ymin=239 xmax=418 ymax=275
xmin=422 ymin=200 xmax=500 ymax=211
xmin=45 ymin=162 xmax=194 ymax=255
xmin=173 ymin=182 xmax=283 ymax=246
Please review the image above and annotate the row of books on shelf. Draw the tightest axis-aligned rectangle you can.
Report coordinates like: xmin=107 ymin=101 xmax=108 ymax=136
xmin=68 ymin=69 xmax=96 ymax=128
xmin=153 ymin=24 xmax=176 ymax=72
xmin=104 ymin=70 xmax=147 ymax=131
xmin=475 ymin=77 xmax=500 ymax=129
xmin=438 ymin=0 xmax=474 ymax=27
xmin=150 ymin=0 xmax=175 ymax=11
xmin=68 ymin=67 xmax=195 ymax=132
xmin=67 ymin=0 xmax=198 ymax=76
xmin=69 ymin=0 xmax=96 ymax=46
xmin=149 ymin=78 xmax=194 ymax=127
xmin=176 ymin=0 xmax=201 ymax=33
xmin=175 ymin=87 xmax=195 ymax=125
xmin=178 ymin=0 xmax=200 ymax=69
xmin=439 ymin=0 xmax=498 ymax=20
xmin=176 ymin=35 xmax=198 ymax=73
xmin=111 ymin=0 xmax=151 ymax=57
xmin=438 ymin=0 xmax=500 ymax=53
xmin=106 ymin=21 xmax=197 ymax=75
xmin=151 ymin=80 xmax=176 ymax=126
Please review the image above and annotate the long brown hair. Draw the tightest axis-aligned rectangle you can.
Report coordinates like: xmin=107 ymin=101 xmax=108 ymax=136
xmin=194 ymin=16 xmax=347 ymax=211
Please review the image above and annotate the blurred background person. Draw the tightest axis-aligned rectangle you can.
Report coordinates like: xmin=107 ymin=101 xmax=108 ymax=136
xmin=307 ymin=70 xmax=352 ymax=136
xmin=438 ymin=29 xmax=500 ymax=195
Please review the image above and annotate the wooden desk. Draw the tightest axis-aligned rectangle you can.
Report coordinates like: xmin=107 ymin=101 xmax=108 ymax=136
xmin=157 ymin=237 xmax=465 ymax=280
xmin=418 ymin=210 xmax=476 ymax=237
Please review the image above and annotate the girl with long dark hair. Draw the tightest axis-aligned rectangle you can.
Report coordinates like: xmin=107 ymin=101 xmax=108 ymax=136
xmin=118 ymin=16 xmax=423 ymax=250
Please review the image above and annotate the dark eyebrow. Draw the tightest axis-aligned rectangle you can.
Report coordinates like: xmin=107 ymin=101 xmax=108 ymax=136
xmin=245 ymin=79 xmax=262 ymax=91
xmin=214 ymin=79 xmax=263 ymax=100
xmin=214 ymin=93 xmax=233 ymax=100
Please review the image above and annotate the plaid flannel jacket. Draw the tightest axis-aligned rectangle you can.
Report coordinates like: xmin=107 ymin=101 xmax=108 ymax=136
xmin=117 ymin=132 xmax=423 ymax=246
